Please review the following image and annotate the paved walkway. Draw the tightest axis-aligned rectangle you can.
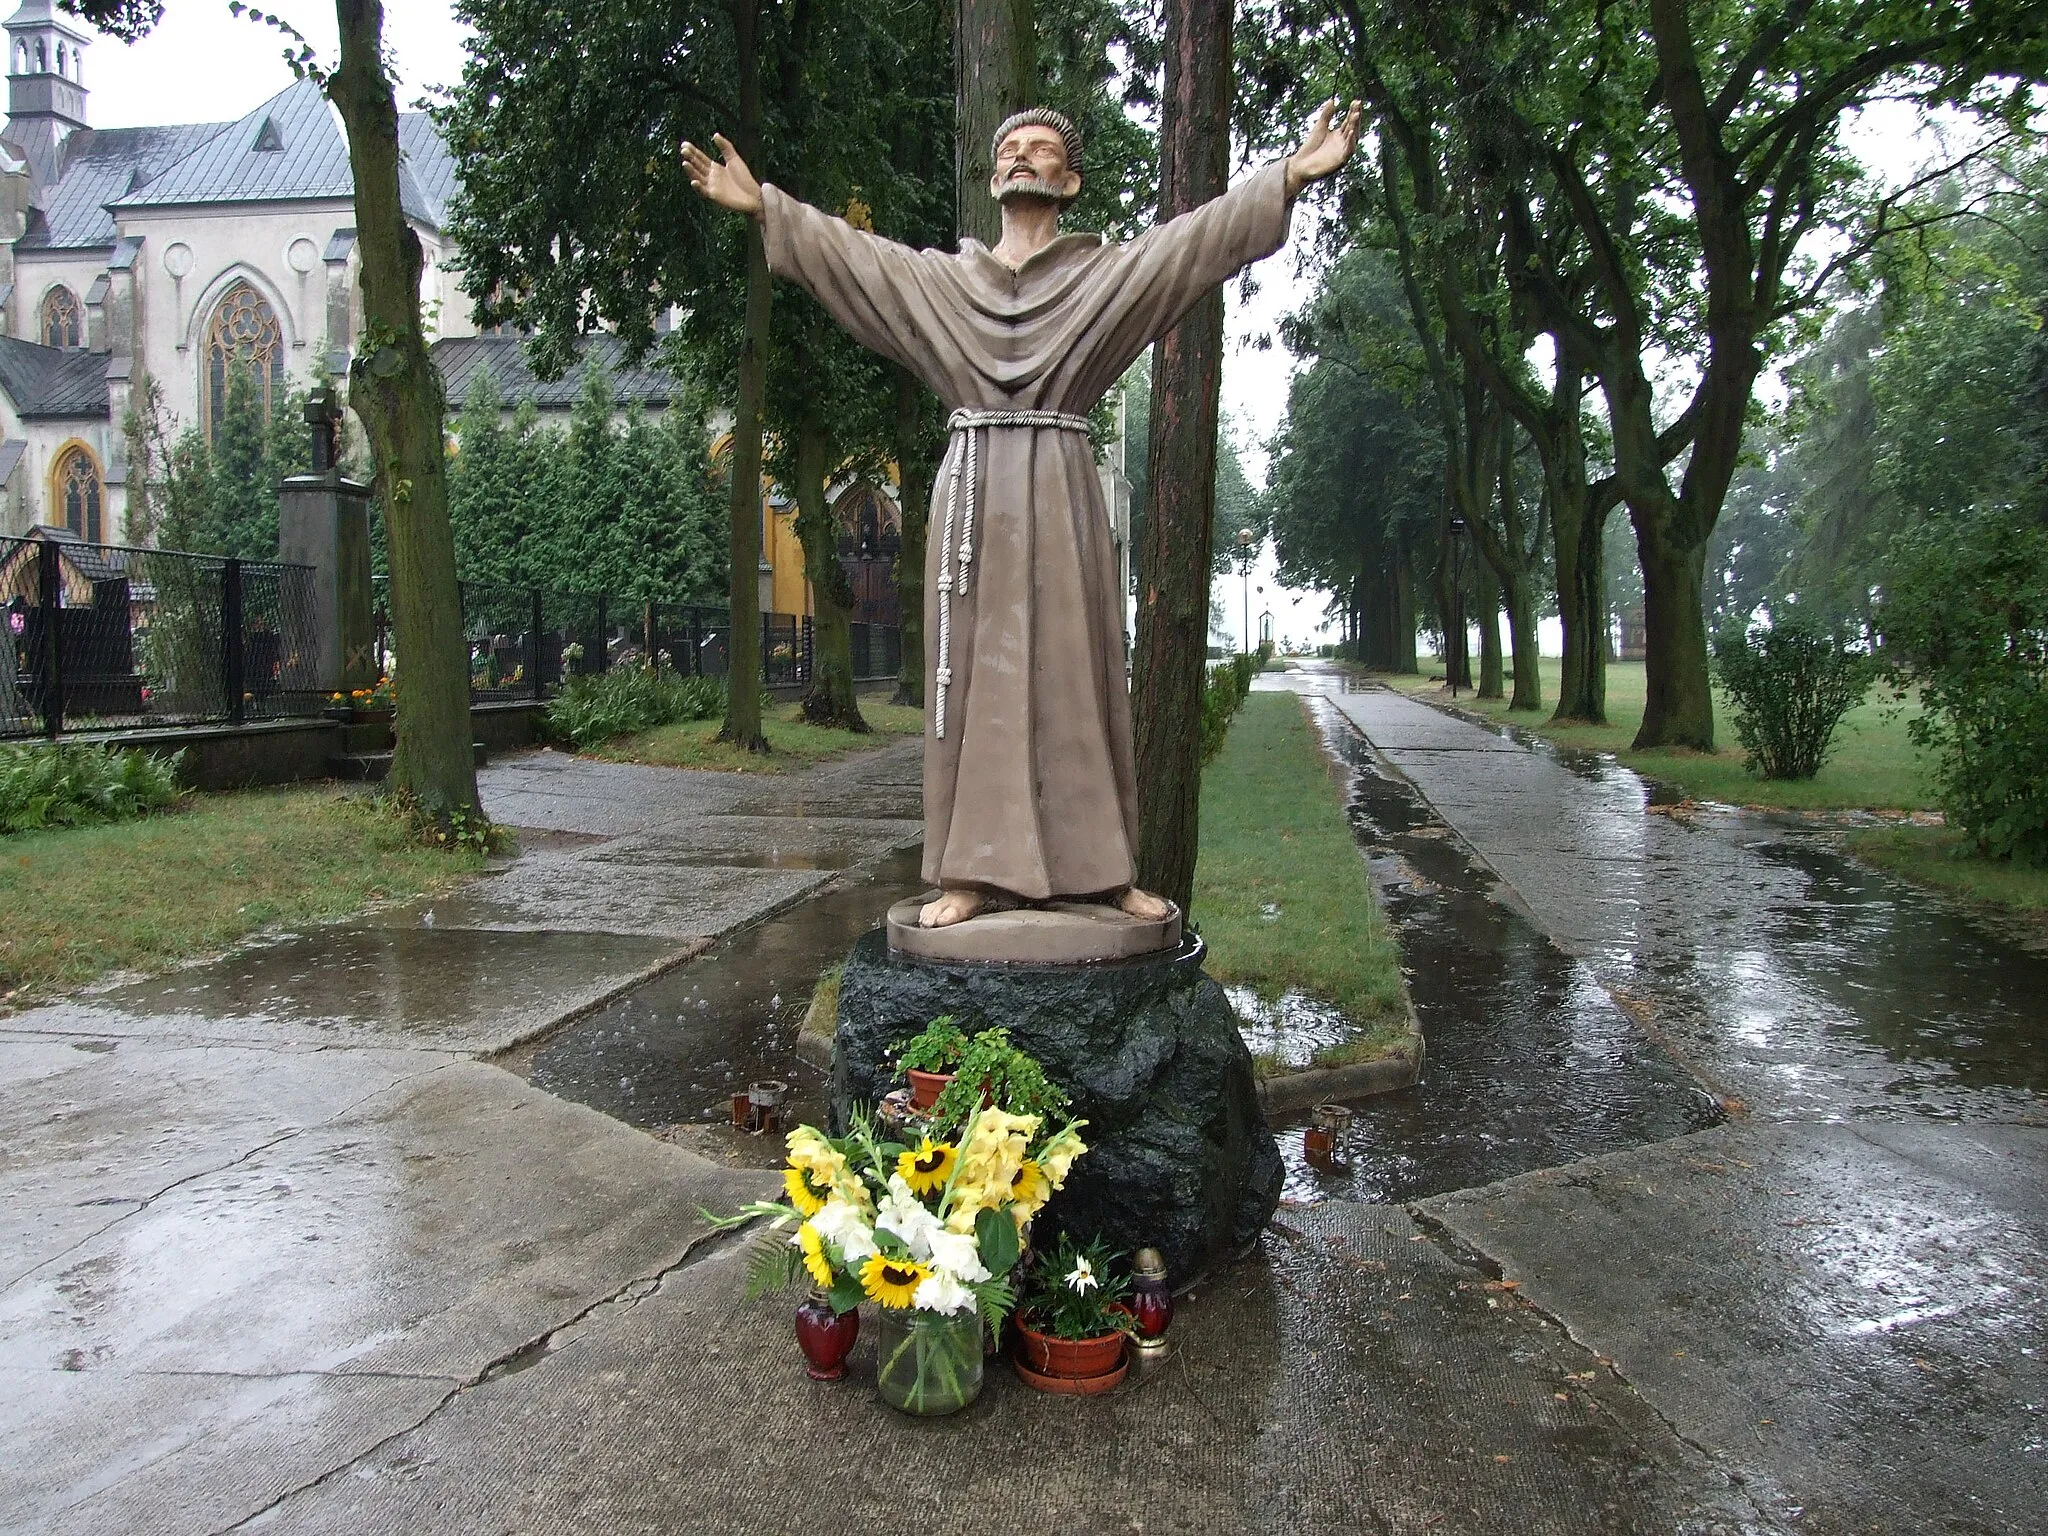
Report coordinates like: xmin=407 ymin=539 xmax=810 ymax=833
xmin=5 ymin=694 xmax=2044 ymax=1534
xmin=1299 ymin=673 xmax=2046 ymax=1534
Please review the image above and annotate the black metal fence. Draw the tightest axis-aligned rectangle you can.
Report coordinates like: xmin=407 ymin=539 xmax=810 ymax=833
xmin=0 ymin=534 xmax=323 ymax=739
xmin=372 ymin=579 xmax=901 ymax=702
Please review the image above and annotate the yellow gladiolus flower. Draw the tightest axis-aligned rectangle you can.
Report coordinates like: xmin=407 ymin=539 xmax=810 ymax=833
xmin=860 ymin=1254 xmax=931 ymax=1308
xmin=786 ymin=1124 xmax=870 ymax=1214
xmin=798 ymin=1223 xmax=833 ymax=1287
xmin=1035 ymin=1122 xmax=1088 ymax=1188
xmin=784 ymin=1165 xmax=828 ymax=1217
xmin=895 ymin=1139 xmax=957 ymax=1197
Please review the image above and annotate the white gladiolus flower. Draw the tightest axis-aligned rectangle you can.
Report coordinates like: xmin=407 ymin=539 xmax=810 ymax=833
xmin=912 ymin=1269 xmax=975 ymax=1315
xmin=925 ymin=1225 xmax=991 ymax=1284
xmin=809 ymin=1198 xmax=878 ymax=1261
xmin=875 ymin=1173 xmax=945 ymax=1260
xmin=1065 ymin=1256 xmax=1098 ymax=1294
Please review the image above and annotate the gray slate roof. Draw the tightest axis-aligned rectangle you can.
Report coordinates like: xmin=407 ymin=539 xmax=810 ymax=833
xmin=432 ymin=335 xmax=676 ymax=412
xmin=0 ymin=334 xmax=107 ymax=418
xmin=17 ymin=121 xmax=225 ymax=250
xmin=12 ymin=78 xmax=453 ymax=247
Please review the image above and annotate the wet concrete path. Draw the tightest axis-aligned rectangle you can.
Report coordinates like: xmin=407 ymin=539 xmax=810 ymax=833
xmin=1274 ymin=670 xmax=2047 ymax=1533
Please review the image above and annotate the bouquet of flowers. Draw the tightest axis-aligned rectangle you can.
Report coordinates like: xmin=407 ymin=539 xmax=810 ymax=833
xmin=713 ymin=1099 xmax=1088 ymax=1412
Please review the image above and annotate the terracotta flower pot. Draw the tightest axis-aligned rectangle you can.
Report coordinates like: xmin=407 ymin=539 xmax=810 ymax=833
xmin=1012 ymin=1307 xmax=1130 ymax=1381
xmin=906 ymin=1068 xmax=954 ymax=1111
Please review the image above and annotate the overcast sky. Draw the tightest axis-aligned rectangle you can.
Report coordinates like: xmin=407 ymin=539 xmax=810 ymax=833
xmin=73 ymin=7 xmax=1951 ymax=647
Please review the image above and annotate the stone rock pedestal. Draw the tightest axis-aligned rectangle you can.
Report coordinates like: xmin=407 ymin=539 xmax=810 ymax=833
xmin=832 ymin=929 xmax=1281 ymax=1285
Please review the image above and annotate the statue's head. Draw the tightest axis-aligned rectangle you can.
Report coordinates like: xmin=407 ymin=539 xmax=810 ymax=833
xmin=990 ymin=107 xmax=1083 ymax=208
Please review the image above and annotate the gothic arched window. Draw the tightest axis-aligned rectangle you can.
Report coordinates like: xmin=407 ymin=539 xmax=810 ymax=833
xmin=57 ymin=446 xmax=102 ymax=543
xmin=203 ymin=282 xmax=286 ymax=440
xmin=40 ymin=287 xmax=80 ymax=349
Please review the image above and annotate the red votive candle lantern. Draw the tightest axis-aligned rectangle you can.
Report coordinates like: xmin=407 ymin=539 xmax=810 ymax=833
xmin=1129 ymin=1247 xmax=1174 ymax=1353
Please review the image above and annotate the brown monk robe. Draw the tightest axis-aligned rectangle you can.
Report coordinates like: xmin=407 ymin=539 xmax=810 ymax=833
xmin=757 ymin=161 xmax=1293 ymax=905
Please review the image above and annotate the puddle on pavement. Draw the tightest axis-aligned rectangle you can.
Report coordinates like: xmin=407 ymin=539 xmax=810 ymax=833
xmin=1228 ymin=986 xmax=1355 ymax=1069
xmin=527 ymin=846 xmax=928 ymax=1144
xmin=1273 ymin=696 xmax=1722 ymax=1206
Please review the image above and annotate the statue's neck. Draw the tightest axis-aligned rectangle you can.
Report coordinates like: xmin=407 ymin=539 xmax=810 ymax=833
xmin=990 ymin=198 xmax=1062 ymax=270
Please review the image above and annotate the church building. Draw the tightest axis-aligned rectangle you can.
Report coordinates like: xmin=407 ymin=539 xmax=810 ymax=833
xmin=0 ymin=1 xmax=1125 ymax=631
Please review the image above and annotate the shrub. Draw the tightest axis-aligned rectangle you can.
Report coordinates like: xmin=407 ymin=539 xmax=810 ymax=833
xmin=0 ymin=743 xmax=182 ymax=834
xmin=1710 ymin=616 xmax=1875 ymax=781
xmin=1200 ymin=656 xmax=1256 ymax=763
xmin=1881 ymin=509 xmax=2048 ymax=863
xmin=545 ymin=665 xmax=728 ymax=749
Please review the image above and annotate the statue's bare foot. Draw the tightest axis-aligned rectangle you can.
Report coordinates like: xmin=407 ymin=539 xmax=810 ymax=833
xmin=919 ymin=889 xmax=987 ymax=929
xmin=1118 ymin=887 xmax=1173 ymax=922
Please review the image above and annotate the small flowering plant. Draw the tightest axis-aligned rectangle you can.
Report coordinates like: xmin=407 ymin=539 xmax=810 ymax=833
xmin=1019 ymin=1234 xmax=1134 ymax=1341
xmin=708 ymin=1099 xmax=1089 ymax=1347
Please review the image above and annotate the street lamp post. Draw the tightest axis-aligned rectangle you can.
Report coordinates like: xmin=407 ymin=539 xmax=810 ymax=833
xmin=1236 ymin=527 xmax=1255 ymax=657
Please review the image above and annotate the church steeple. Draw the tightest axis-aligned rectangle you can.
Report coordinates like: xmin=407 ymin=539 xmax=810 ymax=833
xmin=3 ymin=1 xmax=91 ymax=186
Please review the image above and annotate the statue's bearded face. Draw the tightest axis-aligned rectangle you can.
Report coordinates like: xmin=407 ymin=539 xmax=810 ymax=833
xmin=991 ymin=125 xmax=1081 ymax=206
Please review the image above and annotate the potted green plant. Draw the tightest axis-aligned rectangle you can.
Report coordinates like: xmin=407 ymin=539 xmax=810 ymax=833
xmin=894 ymin=1015 xmax=969 ymax=1111
xmin=1012 ymin=1235 xmax=1134 ymax=1394
xmin=924 ymin=1026 xmax=1071 ymax=1134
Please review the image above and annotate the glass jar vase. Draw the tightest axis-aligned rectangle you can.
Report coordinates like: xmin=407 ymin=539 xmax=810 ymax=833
xmin=873 ymin=1304 xmax=983 ymax=1416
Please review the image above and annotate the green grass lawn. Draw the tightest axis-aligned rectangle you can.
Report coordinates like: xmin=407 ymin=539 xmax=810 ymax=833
xmin=0 ymin=788 xmax=485 ymax=1007
xmin=1385 ymin=657 xmax=1930 ymax=812
xmin=594 ymin=700 xmax=924 ymax=773
xmin=1193 ymin=691 xmax=1410 ymax=1071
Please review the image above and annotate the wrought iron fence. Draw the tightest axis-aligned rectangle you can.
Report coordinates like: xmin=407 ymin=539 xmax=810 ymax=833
xmin=371 ymin=579 xmax=902 ymax=700
xmin=0 ymin=534 xmax=322 ymax=739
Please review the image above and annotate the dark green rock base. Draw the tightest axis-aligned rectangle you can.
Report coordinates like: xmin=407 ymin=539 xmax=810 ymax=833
xmin=832 ymin=930 xmax=1282 ymax=1285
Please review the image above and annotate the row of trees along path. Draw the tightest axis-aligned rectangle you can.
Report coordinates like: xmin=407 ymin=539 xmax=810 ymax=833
xmin=1244 ymin=0 xmax=2045 ymax=747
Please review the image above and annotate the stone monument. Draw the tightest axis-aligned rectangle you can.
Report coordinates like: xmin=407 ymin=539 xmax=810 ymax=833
xmin=684 ymin=99 xmax=1361 ymax=1281
xmin=276 ymin=386 xmax=377 ymax=695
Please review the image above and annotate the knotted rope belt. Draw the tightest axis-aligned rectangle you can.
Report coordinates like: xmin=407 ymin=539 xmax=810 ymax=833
xmin=933 ymin=407 xmax=1093 ymax=739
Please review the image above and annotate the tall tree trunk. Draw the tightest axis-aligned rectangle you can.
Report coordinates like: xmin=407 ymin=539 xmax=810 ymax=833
xmin=791 ymin=412 xmax=866 ymax=730
xmin=1131 ymin=0 xmax=1232 ymax=914
xmin=1474 ymin=561 xmax=1503 ymax=700
xmin=1393 ymin=543 xmax=1418 ymax=672
xmin=1635 ymin=529 xmax=1714 ymax=750
xmin=1552 ymin=494 xmax=1608 ymax=723
xmin=333 ymin=0 xmax=476 ymax=820
xmin=891 ymin=365 xmax=934 ymax=708
xmin=720 ymin=5 xmax=769 ymax=753
xmin=956 ymin=0 xmax=1037 ymax=248
xmin=1497 ymin=424 xmax=1541 ymax=712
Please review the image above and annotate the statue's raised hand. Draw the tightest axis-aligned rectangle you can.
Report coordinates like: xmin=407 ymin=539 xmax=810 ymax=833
xmin=1285 ymin=98 xmax=1363 ymax=198
xmin=681 ymin=134 xmax=764 ymax=218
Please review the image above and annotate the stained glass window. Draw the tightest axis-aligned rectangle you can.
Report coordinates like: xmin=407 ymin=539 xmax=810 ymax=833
xmin=58 ymin=446 xmax=101 ymax=543
xmin=40 ymin=287 xmax=80 ymax=350
xmin=203 ymin=282 xmax=286 ymax=440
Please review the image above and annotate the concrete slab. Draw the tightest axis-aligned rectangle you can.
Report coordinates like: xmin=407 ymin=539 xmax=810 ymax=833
xmin=229 ymin=1203 xmax=1761 ymax=1536
xmin=1 ymin=1062 xmax=773 ymax=1536
xmin=1419 ymin=1120 xmax=2048 ymax=1534
xmin=7 ymin=927 xmax=684 ymax=1054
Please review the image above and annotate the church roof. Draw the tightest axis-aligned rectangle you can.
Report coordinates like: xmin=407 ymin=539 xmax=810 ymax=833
xmin=16 ymin=121 xmax=225 ymax=250
xmin=432 ymin=334 xmax=676 ymax=412
xmin=8 ymin=74 xmax=458 ymax=256
xmin=0 ymin=334 xmax=107 ymax=418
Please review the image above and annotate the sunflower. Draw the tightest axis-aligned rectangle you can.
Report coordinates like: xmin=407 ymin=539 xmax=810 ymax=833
xmin=798 ymin=1223 xmax=834 ymax=1287
xmin=1009 ymin=1157 xmax=1051 ymax=1213
xmin=896 ymin=1139 xmax=958 ymax=1197
xmin=860 ymin=1253 xmax=932 ymax=1309
xmin=783 ymin=1165 xmax=830 ymax=1217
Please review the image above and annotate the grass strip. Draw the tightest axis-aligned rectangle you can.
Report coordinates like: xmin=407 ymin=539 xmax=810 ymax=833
xmin=1844 ymin=825 xmax=2048 ymax=925
xmin=0 ymin=787 xmax=485 ymax=1007
xmin=1383 ymin=657 xmax=1931 ymax=812
xmin=595 ymin=701 xmax=924 ymax=773
xmin=1194 ymin=691 xmax=1409 ymax=1071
